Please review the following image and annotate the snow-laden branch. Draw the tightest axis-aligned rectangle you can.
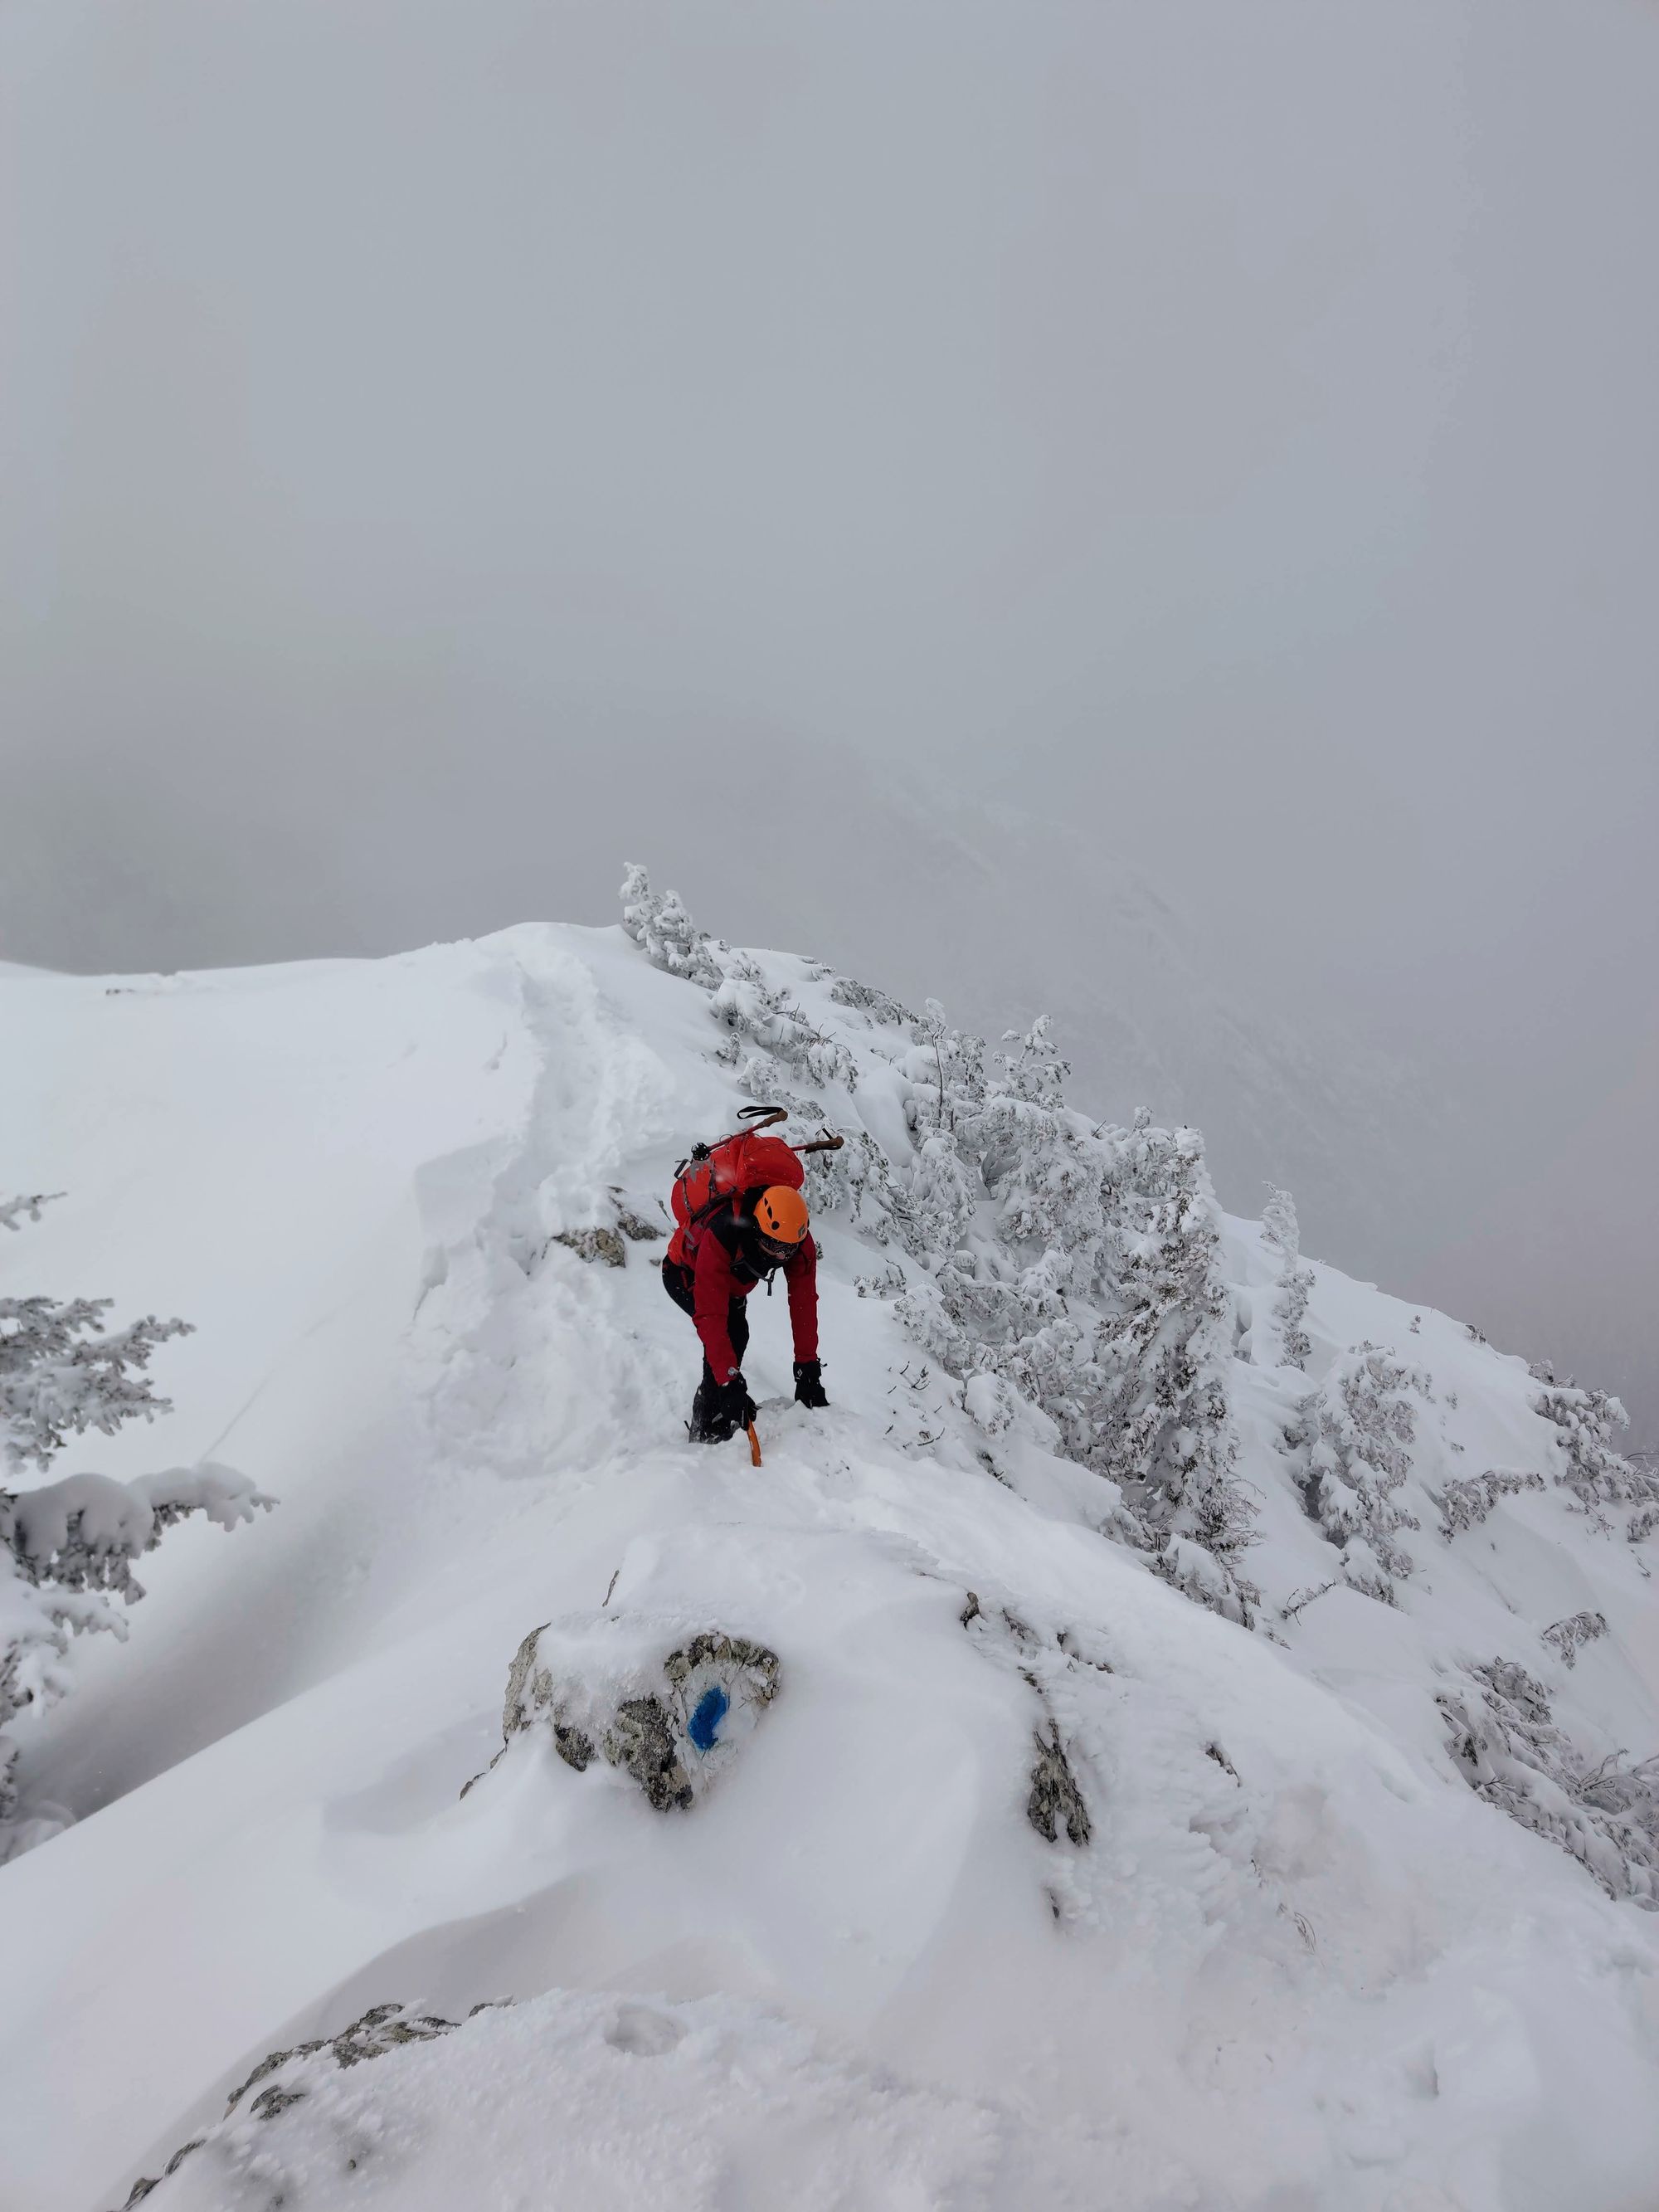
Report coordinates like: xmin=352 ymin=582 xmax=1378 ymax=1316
xmin=0 ymin=1192 xmax=63 ymax=1235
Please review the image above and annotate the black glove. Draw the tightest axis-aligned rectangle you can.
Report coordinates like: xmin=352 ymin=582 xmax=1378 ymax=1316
xmin=793 ymin=1359 xmax=830 ymax=1410
xmin=717 ymin=1373 xmax=759 ymax=1430
xmin=691 ymin=1372 xmax=756 ymax=1445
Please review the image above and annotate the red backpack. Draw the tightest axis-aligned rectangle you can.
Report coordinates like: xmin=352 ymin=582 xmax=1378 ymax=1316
xmin=668 ymin=1108 xmax=805 ymax=1267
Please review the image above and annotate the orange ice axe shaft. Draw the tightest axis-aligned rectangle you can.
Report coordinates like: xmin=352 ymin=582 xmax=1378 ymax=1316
xmin=747 ymin=1420 xmax=763 ymax=1467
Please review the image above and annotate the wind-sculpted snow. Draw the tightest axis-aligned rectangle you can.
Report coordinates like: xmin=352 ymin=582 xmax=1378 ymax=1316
xmin=119 ymin=1989 xmax=1136 ymax=2211
xmin=0 ymin=905 xmax=1657 ymax=2210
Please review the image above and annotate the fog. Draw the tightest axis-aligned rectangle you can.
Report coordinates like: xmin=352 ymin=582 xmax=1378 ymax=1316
xmin=2 ymin=1 xmax=1656 ymax=1432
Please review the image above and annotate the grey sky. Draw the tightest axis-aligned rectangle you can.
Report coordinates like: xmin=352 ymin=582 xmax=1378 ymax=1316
xmin=2 ymin=1 xmax=1656 ymax=1428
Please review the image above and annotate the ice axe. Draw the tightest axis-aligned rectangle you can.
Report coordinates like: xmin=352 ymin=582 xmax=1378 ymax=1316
xmin=747 ymin=1420 xmax=763 ymax=1468
xmin=728 ymin=1107 xmax=845 ymax=1159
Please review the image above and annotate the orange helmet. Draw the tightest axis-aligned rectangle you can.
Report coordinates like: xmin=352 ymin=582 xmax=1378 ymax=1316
xmin=753 ymin=1185 xmax=810 ymax=1251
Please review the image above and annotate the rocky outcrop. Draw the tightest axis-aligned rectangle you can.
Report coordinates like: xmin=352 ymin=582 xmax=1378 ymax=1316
xmin=117 ymin=2001 xmax=504 ymax=2207
xmin=552 ymin=1188 xmax=665 ymax=1268
xmin=466 ymin=1615 xmax=781 ymax=1811
xmin=1027 ymin=1722 xmax=1092 ymax=1846
xmin=960 ymin=1591 xmax=1095 ymax=1851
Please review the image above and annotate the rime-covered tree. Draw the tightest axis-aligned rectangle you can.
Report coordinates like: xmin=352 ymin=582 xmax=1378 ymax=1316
xmin=1 ymin=1197 xmax=271 ymax=1856
xmin=1092 ymin=1114 xmax=1254 ymax=1615
xmin=1530 ymin=1376 xmax=1659 ymax=1537
xmin=618 ymin=862 xmax=724 ymax=989
xmin=2 ymin=1278 xmax=192 ymax=1474
xmin=1292 ymin=1343 xmax=1430 ymax=1603
xmin=1261 ymin=1184 xmax=1314 ymax=1371
xmin=1438 ymin=1657 xmax=1659 ymax=1908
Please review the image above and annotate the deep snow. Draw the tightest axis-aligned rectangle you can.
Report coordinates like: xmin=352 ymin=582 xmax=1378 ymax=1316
xmin=2 ymin=921 xmax=1657 ymax=2212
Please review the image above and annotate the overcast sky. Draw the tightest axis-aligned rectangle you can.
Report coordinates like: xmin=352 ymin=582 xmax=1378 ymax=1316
xmin=2 ymin=0 xmax=1656 ymax=1429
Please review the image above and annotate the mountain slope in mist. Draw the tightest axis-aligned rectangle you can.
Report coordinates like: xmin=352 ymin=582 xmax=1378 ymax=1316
xmin=1 ymin=900 xmax=1656 ymax=2211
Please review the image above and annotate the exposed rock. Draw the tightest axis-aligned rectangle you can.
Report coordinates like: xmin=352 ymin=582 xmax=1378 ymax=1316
xmin=470 ymin=1613 xmax=781 ymax=1812
xmin=553 ymin=1225 xmax=627 ymax=1268
xmin=554 ymin=1720 xmax=596 ymax=1770
xmin=664 ymin=1630 xmax=781 ymax=1700
xmin=116 ymin=2001 xmax=505 ymax=2206
xmin=960 ymin=1588 xmax=1097 ymax=1854
xmin=552 ymin=1191 xmax=665 ymax=1269
xmin=1027 ymin=1722 xmax=1092 ymax=1846
xmin=609 ymin=1188 xmax=666 ymax=1242
xmin=604 ymin=1698 xmax=693 ymax=1810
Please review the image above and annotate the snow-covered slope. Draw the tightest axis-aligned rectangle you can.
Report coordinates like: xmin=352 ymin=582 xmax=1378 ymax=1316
xmin=2 ymin=910 xmax=1657 ymax=2212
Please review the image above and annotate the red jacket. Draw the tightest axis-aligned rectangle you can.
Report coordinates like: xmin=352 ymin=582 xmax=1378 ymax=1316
xmin=689 ymin=1207 xmax=819 ymax=1381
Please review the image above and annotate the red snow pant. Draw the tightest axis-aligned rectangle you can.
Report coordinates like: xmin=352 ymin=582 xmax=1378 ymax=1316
xmin=661 ymin=1257 xmax=750 ymax=1391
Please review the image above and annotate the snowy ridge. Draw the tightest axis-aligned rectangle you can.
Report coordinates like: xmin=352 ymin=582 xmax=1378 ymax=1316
xmin=0 ymin=903 xmax=1656 ymax=2211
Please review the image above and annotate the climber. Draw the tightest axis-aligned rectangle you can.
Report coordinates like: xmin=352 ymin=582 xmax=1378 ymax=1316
xmin=662 ymin=1177 xmax=830 ymax=1444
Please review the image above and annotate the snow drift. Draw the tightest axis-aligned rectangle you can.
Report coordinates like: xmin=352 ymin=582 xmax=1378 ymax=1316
xmin=1 ymin=881 xmax=1657 ymax=2212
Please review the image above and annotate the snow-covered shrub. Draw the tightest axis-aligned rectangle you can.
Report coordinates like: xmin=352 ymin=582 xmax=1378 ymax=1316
xmin=1092 ymin=1116 xmax=1254 ymax=1608
xmin=1 ymin=1200 xmax=271 ymax=1851
xmin=1436 ymin=1466 xmax=1546 ymax=1538
xmin=1261 ymin=1185 xmax=1313 ymax=1370
xmin=828 ymin=975 xmax=915 ymax=1029
xmin=623 ymin=866 xmax=863 ymax=1095
xmin=0 ymin=1191 xmax=61 ymax=1235
xmin=710 ymin=952 xmax=861 ymax=1096
xmin=1292 ymin=1344 xmax=1429 ymax=1603
xmin=1438 ymin=1658 xmax=1659 ymax=1908
xmin=1542 ymin=1610 xmax=1609 ymax=1670
xmin=618 ymin=862 xmax=724 ymax=989
xmin=1533 ymin=1381 xmax=1659 ymax=1532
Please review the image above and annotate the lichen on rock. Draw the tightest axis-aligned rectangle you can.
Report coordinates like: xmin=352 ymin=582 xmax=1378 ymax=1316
xmin=553 ymin=1225 xmax=627 ymax=1268
xmin=603 ymin=1697 xmax=693 ymax=1810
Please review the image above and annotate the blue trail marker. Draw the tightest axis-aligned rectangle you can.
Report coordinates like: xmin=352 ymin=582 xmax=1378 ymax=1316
xmin=688 ymin=1684 xmax=729 ymax=1753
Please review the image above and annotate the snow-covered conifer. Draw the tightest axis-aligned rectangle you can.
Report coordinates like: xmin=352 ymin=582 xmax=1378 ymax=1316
xmin=2 ymin=1290 xmax=192 ymax=1471
xmin=1276 ymin=1267 xmax=1314 ymax=1371
xmin=1292 ymin=1343 xmax=1429 ymax=1602
xmin=1093 ymin=1116 xmax=1254 ymax=1610
xmin=1261 ymin=1185 xmax=1314 ymax=1370
xmin=979 ymin=1021 xmax=1104 ymax=1269
xmin=1261 ymin=1186 xmax=1297 ymax=1258
xmin=0 ymin=1201 xmax=271 ymax=1853
xmin=1438 ymin=1658 xmax=1659 ymax=1907
xmin=618 ymin=864 xmax=723 ymax=989
xmin=710 ymin=953 xmax=859 ymax=1096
